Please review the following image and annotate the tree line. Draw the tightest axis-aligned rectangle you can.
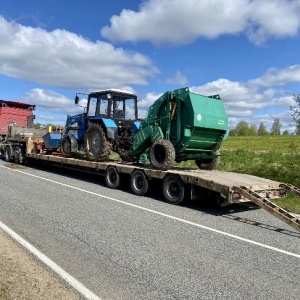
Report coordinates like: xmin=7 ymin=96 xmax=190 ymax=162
xmin=229 ymin=94 xmax=300 ymax=136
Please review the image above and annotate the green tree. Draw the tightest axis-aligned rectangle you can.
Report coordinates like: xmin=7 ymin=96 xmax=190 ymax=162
xmin=290 ymin=94 xmax=300 ymax=135
xmin=228 ymin=129 xmax=238 ymax=136
xmin=270 ymin=118 xmax=281 ymax=135
xmin=282 ymin=130 xmax=290 ymax=136
xmin=249 ymin=124 xmax=258 ymax=136
xmin=257 ymin=122 xmax=269 ymax=135
xmin=236 ymin=121 xmax=250 ymax=136
xmin=291 ymin=94 xmax=300 ymax=135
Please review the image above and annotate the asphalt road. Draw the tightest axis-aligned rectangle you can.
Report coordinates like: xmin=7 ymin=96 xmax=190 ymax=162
xmin=0 ymin=158 xmax=299 ymax=300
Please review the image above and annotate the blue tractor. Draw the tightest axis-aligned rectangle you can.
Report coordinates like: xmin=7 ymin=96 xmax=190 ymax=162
xmin=60 ymin=89 xmax=141 ymax=161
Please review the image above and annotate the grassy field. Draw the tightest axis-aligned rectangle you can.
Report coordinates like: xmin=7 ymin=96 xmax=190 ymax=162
xmin=218 ymin=135 xmax=300 ymax=213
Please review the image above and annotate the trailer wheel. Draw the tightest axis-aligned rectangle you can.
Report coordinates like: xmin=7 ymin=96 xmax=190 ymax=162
xmin=14 ymin=146 xmax=25 ymax=164
xmin=130 ymin=170 xmax=149 ymax=196
xmin=150 ymin=139 xmax=175 ymax=171
xmin=105 ymin=166 xmax=120 ymax=189
xmin=162 ymin=174 xmax=185 ymax=205
xmin=85 ymin=124 xmax=111 ymax=161
xmin=4 ymin=146 xmax=12 ymax=162
xmin=61 ymin=136 xmax=72 ymax=158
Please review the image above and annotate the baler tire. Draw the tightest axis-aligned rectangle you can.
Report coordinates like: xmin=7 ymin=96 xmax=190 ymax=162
xmin=105 ymin=166 xmax=120 ymax=189
xmin=150 ymin=139 xmax=175 ymax=171
xmin=195 ymin=156 xmax=220 ymax=170
xmin=4 ymin=146 xmax=12 ymax=162
xmin=162 ymin=174 xmax=185 ymax=205
xmin=130 ymin=170 xmax=149 ymax=196
xmin=61 ymin=136 xmax=73 ymax=158
xmin=85 ymin=124 xmax=111 ymax=161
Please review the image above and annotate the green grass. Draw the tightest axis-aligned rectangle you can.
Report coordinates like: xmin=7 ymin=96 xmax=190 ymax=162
xmin=219 ymin=136 xmax=300 ymax=213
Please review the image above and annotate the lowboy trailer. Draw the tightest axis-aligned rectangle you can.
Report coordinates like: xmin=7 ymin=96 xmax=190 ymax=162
xmin=2 ymin=132 xmax=297 ymax=233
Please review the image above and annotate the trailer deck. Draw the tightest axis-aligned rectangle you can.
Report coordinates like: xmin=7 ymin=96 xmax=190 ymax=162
xmin=25 ymin=152 xmax=300 ymax=232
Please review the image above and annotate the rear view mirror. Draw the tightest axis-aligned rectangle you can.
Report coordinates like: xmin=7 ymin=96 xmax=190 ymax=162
xmin=75 ymin=95 xmax=79 ymax=105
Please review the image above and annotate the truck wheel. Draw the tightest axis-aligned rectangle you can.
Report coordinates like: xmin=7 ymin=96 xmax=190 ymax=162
xmin=14 ymin=146 xmax=25 ymax=164
xmin=85 ymin=124 xmax=111 ymax=161
xmin=195 ymin=156 xmax=220 ymax=170
xmin=61 ymin=136 xmax=72 ymax=158
xmin=105 ymin=166 xmax=120 ymax=189
xmin=150 ymin=139 xmax=175 ymax=171
xmin=130 ymin=170 xmax=149 ymax=196
xmin=162 ymin=174 xmax=185 ymax=205
xmin=4 ymin=146 xmax=12 ymax=162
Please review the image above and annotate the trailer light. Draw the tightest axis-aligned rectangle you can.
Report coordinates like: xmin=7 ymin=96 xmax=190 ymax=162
xmin=103 ymin=114 xmax=110 ymax=118
xmin=280 ymin=189 xmax=287 ymax=196
xmin=232 ymin=193 xmax=242 ymax=200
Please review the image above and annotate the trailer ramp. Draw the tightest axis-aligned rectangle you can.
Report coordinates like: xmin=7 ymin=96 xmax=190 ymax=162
xmin=280 ymin=183 xmax=300 ymax=197
xmin=233 ymin=186 xmax=300 ymax=232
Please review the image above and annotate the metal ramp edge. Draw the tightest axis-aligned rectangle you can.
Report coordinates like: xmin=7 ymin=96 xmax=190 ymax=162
xmin=279 ymin=183 xmax=300 ymax=197
xmin=232 ymin=186 xmax=300 ymax=232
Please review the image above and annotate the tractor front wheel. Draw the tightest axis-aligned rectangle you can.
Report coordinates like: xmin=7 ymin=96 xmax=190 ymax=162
xmin=85 ymin=124 xmax=111 ymax=161
xmin=149 ymin=139 xmax=175 ymax=171
xmin=60 ymin=136 xmax=73 ymax=158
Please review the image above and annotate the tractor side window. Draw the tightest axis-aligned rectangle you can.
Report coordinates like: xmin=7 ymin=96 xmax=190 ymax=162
xmin=88 ymin=97 xmax=97 ymax=117
xmin=125 ymin=99 xmax=136 ymax=120
xmin=113 ymin=99 xmax=125 ymax=119
xmin=99 ymin=99 xmax=108 ymax=115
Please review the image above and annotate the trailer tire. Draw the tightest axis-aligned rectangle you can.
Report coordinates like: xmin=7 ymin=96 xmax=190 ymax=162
xmin=85 ymin=124 xmax=111 ymax=161
xmin=130 ymin=170 xmax=149 ymax=196
xmin=105 ymin=166 xmax=120 ymax=189
xmin=14 ymin=146 xmax=25 ymax=164
xmin=4 ymin=146 xmax=12 ymax=162
xmin=162 ymin=174 xmax=185 ymax=205
xmin=150 ymin=139 xmax=175 ymax=171
xmin=61 ymin=136 xmax=72 ymax=158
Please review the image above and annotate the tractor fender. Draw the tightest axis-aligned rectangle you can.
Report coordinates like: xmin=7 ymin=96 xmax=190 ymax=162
xmin=100 ymin=119 xmax=118 ymax=139
xmin=66 ymin=134 xmax=78 ymax=152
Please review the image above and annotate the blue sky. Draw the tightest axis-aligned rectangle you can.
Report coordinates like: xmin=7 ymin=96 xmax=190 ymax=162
xmin=0 ymin=0 xmax=300 ymax=132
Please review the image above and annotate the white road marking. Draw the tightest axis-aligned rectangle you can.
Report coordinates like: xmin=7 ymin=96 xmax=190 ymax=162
xmin=0 ymin=220 xmax=102 ymax=300
xmin=1 ymin=164 xmax=300 ymax=260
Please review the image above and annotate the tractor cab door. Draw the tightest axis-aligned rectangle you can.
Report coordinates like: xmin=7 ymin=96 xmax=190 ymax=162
xmin=87 ymin=94 xmax=109 ymax=123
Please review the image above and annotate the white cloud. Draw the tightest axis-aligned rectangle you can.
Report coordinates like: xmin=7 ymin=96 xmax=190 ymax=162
xmin=101 ymin=0 xmax=300 ymax=46
xmin=0 ymin=16 xmax=158 ymax=89
xmin=166 ymin=71 xmax=188 ymax=85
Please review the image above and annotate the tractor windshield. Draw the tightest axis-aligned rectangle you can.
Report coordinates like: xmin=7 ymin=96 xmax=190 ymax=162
xmin=112 ymin=97 xmax=136 ymax=120
xmin=87 ymin=91 xmax=138 ymax=120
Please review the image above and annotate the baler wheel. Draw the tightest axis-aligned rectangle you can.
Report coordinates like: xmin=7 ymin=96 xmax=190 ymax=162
xmin=61 ymin=136 xmax=73 ymax=158
xmin=130 ymin=170 xmax=149 ymax=196
xmin=195 ymin=155 xmax=220 ymax=170
xmin=162 ymin=174 xmax=185 ymax=205
xmin=150 ymin=139 xmax=175 ymax=171
xmin=105 ymin=166 xmax=120 ymax=189
xmin=85 ymin=124 xmax=111 ymax=161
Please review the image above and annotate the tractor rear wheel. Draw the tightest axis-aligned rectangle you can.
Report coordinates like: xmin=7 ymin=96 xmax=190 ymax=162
xmin=60 ymin=136 xmax=72 ymax=158
xmin=149 ymin=139 xmax=175 ymax=171
xmin=85 ymin=124 xmax=111 ymax=161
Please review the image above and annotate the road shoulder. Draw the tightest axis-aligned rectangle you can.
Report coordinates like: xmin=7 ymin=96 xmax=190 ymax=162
xmin=0 ymin=227 xmax=80 ymax=300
